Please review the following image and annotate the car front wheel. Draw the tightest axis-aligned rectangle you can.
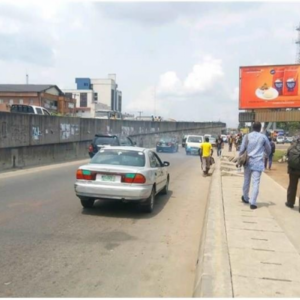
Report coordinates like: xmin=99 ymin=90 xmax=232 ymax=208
xmin=80 ymin=198 xmax=95 ymax=208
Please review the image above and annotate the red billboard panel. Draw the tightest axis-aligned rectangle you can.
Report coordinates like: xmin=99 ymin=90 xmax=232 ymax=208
xmin=239 ymin=64 xmax=300 ymax=109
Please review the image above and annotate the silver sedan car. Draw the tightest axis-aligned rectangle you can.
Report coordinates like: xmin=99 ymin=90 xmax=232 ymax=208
xmin=74 ymin=146 xmax=170 ymax=213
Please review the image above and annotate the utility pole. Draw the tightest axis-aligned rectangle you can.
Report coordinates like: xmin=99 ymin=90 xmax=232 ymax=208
xmin=296 ymin=23 xmax=300 ymax=63
xmin=26 ymin=74 xmax=29 ymax=84
xmin=137 ymin=111 xmax=143 ymax=119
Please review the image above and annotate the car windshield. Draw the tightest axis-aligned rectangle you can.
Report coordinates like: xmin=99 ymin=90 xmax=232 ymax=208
xmin=94 ymin=137 xmax=119 ymax=146
xmin=91 ymin=149 xmax=145 ymax=167
xmin=188 ymin=136 xmax=202 ymax=143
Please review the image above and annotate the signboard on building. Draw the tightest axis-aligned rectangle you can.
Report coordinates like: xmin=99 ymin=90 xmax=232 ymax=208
xmin=239 ymin=64 xmax=300 ymax=109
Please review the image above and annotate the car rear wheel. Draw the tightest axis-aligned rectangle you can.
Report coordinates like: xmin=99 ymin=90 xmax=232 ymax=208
xmin=80 ymin=198 xmax=95 ymax=208
xmin=140 ymin=187 xmax=155 ymax=213
xmin=161 ymin=176 xmax=169 ymax=195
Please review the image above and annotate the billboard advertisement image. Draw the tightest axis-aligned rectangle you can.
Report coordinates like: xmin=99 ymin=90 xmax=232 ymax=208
xmin=239 ymin=64 xmax=300 ymax=109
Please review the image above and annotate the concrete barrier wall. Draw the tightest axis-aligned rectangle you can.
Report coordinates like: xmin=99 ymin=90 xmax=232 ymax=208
xmin=0 ymin=112 xmax=226 ymax=171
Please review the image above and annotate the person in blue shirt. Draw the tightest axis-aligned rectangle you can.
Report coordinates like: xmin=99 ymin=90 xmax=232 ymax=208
xmin=239 ymin=122 xmax=271 ymax=209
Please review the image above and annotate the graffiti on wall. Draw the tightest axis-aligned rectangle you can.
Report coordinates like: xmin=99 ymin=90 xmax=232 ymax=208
xmin=121 ymin=126 xmax=135 ymax=136
xmin=32 ymin=126 xmax=41 ymax=140
xmin=60 ymin=124 xmax=79 ymax=140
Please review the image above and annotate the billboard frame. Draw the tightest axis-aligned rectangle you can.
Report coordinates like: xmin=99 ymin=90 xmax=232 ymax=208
xmin=239 ymin=64 xmax=300 ymax=110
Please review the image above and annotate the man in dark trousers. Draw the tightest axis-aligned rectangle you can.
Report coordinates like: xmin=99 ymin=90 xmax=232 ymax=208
xmin=286 ymin=137 xmax=300 ymax=210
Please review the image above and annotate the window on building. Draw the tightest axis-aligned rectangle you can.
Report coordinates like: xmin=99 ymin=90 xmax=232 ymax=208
xmin=94 ymin=93 xmax=98 ymax=101
xmin=29 ymin=99 xmax=34 ymax=105
xmin=0 ymin=99 xmax=3 ymax=104
xmin=9 ymin=99 xmax=14 ymax=105
xmin=65 ymin=93 xmax=72 ymax=99
xmin=19 ymin=99 xmax=23 ymax=104
xmin=80 ymin=93 xmax=87 ymax=107
xmin=111 ymin=90 xmax=115 ymax=110
xmin=118 ymin=96 xmax=122 ymax=112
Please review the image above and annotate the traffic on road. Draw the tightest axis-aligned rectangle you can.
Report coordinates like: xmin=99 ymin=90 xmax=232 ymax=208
xmin=0 ymin=141 xmax=212 ymax=297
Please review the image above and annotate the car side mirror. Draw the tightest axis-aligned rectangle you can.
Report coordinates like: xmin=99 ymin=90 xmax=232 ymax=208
xmin=163 ymin=161 xmax=170 ymax=167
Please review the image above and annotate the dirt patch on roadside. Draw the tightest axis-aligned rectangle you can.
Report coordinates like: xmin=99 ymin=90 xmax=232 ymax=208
xmin=265 ymin=162 xmax=289 ymax=189
xmin=265 ymin=162 xmax=300 ymax=195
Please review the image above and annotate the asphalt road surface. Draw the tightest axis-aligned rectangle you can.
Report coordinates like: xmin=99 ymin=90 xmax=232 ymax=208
xmin=0 ymin=148 xmax=211 ymax=297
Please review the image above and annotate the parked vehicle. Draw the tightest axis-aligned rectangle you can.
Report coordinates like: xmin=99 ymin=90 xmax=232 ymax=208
xmin=285 ymin=136 xmax=294 ymax=144
xmin=75 ymin=147 xmax=170 ymax=213
xmin=156 ymin=138 xmax=179 ymax=153
xmin=209 ymin=136 xmax=217 ymax=147
xmin=276 ymin=136 xmax=285 ymax=144
xmin=221 ymin=134 xmax=228 ymax=143
xmin=10 ymin=104 xmax=51 ymax=115
xmin=88 ymin=134 xmax=135 ymax=158
xmin=182 ymin=135 xmax=187 ymax=147
xmin=185 ymin=135 xmax=204 ymax=155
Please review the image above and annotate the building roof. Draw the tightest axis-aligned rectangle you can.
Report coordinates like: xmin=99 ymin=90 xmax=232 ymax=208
xmin=0 ymin=84 xmax=64 ymax=95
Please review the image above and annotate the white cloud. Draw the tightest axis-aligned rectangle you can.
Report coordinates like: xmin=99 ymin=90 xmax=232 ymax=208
xmin=157 ymin=56 xmax=224 ymax=98
xmin=230 ymin=87 xmax=239 ymax=101
xmin=125 ymin=86 xmax=164 ymax=116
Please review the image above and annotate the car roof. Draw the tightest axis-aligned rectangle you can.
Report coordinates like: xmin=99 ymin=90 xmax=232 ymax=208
xmin=97 ymin=146 xmax=147 ymax=152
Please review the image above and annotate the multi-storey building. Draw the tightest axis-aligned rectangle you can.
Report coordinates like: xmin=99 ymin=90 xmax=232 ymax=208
xmin=63 ymin=74 xmax=122 ymax=118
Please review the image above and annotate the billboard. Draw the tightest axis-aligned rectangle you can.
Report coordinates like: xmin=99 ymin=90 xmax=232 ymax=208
xmin=239 ymin=64 xmax=300 ymax=109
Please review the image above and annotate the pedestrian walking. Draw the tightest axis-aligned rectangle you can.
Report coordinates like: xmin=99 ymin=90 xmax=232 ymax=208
xmin=286 ymin=137 xmax=300 ymax=211
xmin=200 ymin=137 xmax=213 ymax=176
xmin=235 ymin=133 xmax=243 ymax=151
xmin=240 ymin=122 xmax=271 ymax=210
xmin=264 ymin=137 xmax=276 ymax=170
xmin=228 ymin=135 xmax=233 ymax=152
xmin=216 ymin=135 xmax=224 ymax=157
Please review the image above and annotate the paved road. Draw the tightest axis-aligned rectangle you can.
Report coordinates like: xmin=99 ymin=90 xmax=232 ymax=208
xmin=0 ymin=148 xmax=211 ymax=297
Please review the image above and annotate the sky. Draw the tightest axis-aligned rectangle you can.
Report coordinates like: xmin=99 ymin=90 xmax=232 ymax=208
xmin=0 ymin=1 xmax=300 ymax=127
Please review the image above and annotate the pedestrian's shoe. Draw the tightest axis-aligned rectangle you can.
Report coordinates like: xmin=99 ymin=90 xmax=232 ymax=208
xmin=241 ymin=196 xmax=249 ymax=204
xmin=250 ymin=205 xmax=257 ymax=210
xmin=285 ymin=202 xmax=294 ymax=209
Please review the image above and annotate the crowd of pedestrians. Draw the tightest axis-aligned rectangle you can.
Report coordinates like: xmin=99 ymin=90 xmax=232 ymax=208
xmin=197 ymin=126 xmax=299 ymax=212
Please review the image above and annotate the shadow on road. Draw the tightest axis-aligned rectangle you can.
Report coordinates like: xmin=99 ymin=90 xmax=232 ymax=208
xmin=258 ymin=201 xmax=275 ymax=208
xmin=81 ymin=191 xmax=173 ymax=219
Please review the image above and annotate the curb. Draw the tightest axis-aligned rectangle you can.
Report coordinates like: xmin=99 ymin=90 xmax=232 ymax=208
xmin=193 ymin=158 xmax=233 ymax=297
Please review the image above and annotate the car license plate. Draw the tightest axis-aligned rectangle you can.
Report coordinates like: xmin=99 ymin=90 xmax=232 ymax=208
xmin=101 ymin=175 xmax=116 ymax=182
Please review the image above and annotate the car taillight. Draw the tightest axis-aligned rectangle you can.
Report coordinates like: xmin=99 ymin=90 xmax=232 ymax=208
xmin=122 ymin=173 xmax=146 ymax=184
xmin=76 ymin=169 xmax=95 ymax=180
xmin=88 ymin=145 xmax=93 ymax=152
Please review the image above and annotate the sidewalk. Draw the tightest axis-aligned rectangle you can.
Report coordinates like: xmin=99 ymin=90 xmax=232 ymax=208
xmin=194 ymin=148 xmax=300 ymax=297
